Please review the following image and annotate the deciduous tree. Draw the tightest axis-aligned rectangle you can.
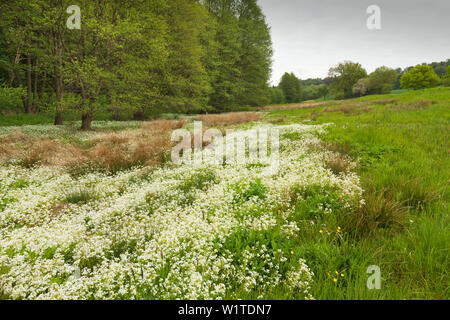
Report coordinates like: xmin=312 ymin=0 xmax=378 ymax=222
xmin=400 ymin=65 xmax=441 ymax=90
xmin=328 ymin=61 xmax=367 ymax=98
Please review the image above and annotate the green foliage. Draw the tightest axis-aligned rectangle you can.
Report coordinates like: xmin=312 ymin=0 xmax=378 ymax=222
xmin=350 ymin=67 xmax=397 ymax=97
xmin=316 ymin=84 xmax=329 ymax=100
xmin=64 ymin=189 xmax=97 ymax=204
xmin=204 ymin=0 xmax=273 ymax=110
xmin=0 ymin=0 xmax=273 ymax=124
xmin=267 ymin=86 xmax=285 ymax=104
xmin=162 ymin=0 xmax=212 ymax=113
xmin=367 ymin=66 xmax=397 ymax=94
xmin=429 ymin=59 xmax=450 ymax=77
xmin=301 ymin=85 xmax=319 ymax=101
xmin=352 ymin=78 xmax=370 ymax=97
xmin=233 ymin=178 xmax=267 ymax=203
xmin=179 ymin=170 xmax=218 ymax=193
xmin=329 ymin=61 xmax=367 ymax=98
xmin=441 ymin=66 xmax=450 ymax=87
xmin=205 ymin=5 xmax=242 ymax=111
xmin=301 ymin=78 xmax=324 ymax=86
xmin=400 ymin=65 xmax=441 ymax=90
xmin=299 ymin=84 xmax=329 ymax=101
xmin=279 ymin=72 xmax=302 ymax=103
xmin=238 ymin=0 xmax=272 ymax=107
xmin=0 ymin=83 xmax=25 ymax=113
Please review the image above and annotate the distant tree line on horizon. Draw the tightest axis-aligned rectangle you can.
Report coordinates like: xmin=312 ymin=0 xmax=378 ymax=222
xmin=269 ymin=59 xmax=450 ymax=105
xmin=0 ymin=0 xmax=272 ymax=129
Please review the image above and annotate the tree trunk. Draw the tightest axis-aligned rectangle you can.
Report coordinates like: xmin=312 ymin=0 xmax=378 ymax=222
xmin=81 ymin=112 xmax=93 ymax=130
xmin=9 ymin=72 xmax=15 ymax=87
xmin=54 ymin=70 xmax=63 ymax=125
xmin=32 ymin=61 xmax=39 ymax=113
xmin=39 ymin=72 xmax=46 ymax=102
xmin=112 ymin=111 xmax=121 ymax=121
xmin=133 ymin=111 xmax=144 ymax=121
xmin=26 ymin=55 xmax=32 ymax=113
xmin=53 ymin=28 xmax=64 ymax=125
xmin=12 ymin=62 xmax=26 ymax=113
xmin=54 ymin=112 xmax=63 ymax=125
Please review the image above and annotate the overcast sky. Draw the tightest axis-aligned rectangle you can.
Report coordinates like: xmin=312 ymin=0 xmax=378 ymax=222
xmin=258 ymin=0 xmax=450 ymax=85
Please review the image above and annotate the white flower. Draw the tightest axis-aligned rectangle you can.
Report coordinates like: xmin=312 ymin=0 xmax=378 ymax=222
xmin=0 ymin=123 xmax=364 ymax=300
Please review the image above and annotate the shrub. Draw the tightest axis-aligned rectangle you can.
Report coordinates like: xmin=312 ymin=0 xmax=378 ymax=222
xmin=0 ymin=84 xmax=25 ymax=114
xmin=328 ymin=61 xmax=367 ymax=98
xmin=367 ymin=66 xmax=397 ymax=94
xmin=400 ymin=65 xmax=441 ymax=90
xmin=352 ymin=78 xmax=370 ymax=97
xmin=267 ymin=87 xmax=285 ymax=104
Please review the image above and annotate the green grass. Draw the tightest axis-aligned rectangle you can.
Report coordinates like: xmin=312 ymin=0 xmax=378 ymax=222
xmin=265 ymin=87 xmax=450 ymax=299
xmin=0 ymin=113 xmax=55 ymax=126
xmin=64 ymin=189 xmax=98 ymax=205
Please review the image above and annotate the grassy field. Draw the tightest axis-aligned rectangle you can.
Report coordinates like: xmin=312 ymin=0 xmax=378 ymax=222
xmin=0 ymin=88 xmax=448 ymax=299
xmin=266 ymin=87 xmax=449 ymax=299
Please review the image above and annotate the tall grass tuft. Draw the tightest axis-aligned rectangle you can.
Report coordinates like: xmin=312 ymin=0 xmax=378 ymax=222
xmin=338 ymin=186 xmax=408 ymax=238
xmin=64 ymin=188 xmax=98 ymax=204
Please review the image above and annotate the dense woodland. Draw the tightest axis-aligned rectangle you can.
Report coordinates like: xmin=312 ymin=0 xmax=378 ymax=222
xmin=0 ymin=0 xmax=272 ymax=129
xmin=0 ymin=0 xmax=449 ymax=129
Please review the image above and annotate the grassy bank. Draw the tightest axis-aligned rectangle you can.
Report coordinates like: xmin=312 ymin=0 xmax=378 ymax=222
xmin=265 ymin=87 xmax=449 ymax=299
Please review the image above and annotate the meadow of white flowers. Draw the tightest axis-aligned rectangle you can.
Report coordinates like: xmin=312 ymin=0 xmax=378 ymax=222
xmin=0 ymin=123 xmax=363 ymax=300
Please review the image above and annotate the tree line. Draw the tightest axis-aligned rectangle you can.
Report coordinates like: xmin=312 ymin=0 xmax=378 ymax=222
xmin=271 ymin=59 xmax=450 ymax=104
xmin=0 ymin=0 xmax=272 ymax=129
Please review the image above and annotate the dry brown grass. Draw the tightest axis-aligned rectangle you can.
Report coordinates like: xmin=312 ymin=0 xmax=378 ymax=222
xmin=0 ymin=144 xmax=9 ymax=157
xmin=142 ymin=119 xmax=186 ymax=133
xmin=323 ymin=103 xmax=372 ymax=115
xmin=263 ymin=101 xmax=329 ymax=111
xmin=324 ymin=153 xmax=353 ymax=174
xmin=49 ymin=202 xmax=70 ymax=221
xmin=323 ymin=104 xmax=356 ymax=114
xmin=0 ymin=119 xmax=187 ymax=173
xmin=338 ymin=186 xmax=408 ymax=238
xmin=194 ymin=112 xmax=262 ymax=127
xmin=395 ymin=99 xmax=437 ymax=111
